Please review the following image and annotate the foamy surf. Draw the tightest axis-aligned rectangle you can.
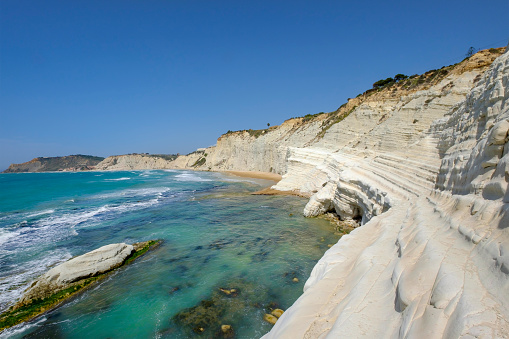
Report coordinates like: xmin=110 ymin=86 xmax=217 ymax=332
xmin=104 ymin=177 xmax=131 ymax=181
xmin=0 ymin=228 xmax=19 ymax=247
xmin=175 ymin=172 xmax=212 ymax=182
xmin=25 ymin=209 xmax=55 ymax=219
xmin=0 ymin=249 xmax=72 ymax=313
xmin=0 ymin=315 xmax=48 ymax=339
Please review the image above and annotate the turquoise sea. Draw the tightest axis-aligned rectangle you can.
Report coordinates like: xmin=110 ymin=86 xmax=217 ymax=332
xmin=0 ymin=170 xmax=339 ymax=338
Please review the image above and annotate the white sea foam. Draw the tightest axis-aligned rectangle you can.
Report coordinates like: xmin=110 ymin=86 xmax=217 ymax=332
xmin=1 ymin=190 xmax=177 ymax=254
xmin=175 ymin=172 xmax=212 ymax=182
xmin=104 ymin=177 xmax=131 ymax=181
xmin=0 ymin=228 xmax=20 ymax=246
xmin=34 ymin=198 xmax=163 ymax=233
xmin=25 ymin=209 xmax=55 ymax=218
xmin=94 ymin=187 xmax=171 ymax=200
xmin=0 ymin=316 xmax=48 ymax=339
xmin=139 ymin=170 xmax=156 ymax=177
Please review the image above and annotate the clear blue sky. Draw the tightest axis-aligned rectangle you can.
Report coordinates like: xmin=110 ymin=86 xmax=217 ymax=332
xmin=1 ymin=0 xmax=507 ymax=170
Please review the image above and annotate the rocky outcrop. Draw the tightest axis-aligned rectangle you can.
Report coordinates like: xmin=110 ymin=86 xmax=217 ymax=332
xmin=3 ymin=155 xmax=104 ymax=173
xmin=260 ymin=46 xmax=509 ymax=338
xmin=159 ymin=47 xmax=508 ymax=338
xmin=94 ymin=154 xmax=175 ymax=171
xmin=18 ymin=243 xmax=134 ymax=304
xmin=0 ymin=240 xmax=160 ymax=331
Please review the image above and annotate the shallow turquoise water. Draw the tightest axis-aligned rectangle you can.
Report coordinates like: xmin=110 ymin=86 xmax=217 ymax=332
xmin=0 ymin=170 xmax=339 ymax=338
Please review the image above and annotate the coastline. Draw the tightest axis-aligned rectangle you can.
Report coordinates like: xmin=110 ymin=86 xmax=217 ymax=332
xmin=221 ymin=171 xmax=312 ymax=198
xmin=251 ymin=187 xmax=312 ymax=198
xmin=224 ymin=170 xmax=282 ymax=182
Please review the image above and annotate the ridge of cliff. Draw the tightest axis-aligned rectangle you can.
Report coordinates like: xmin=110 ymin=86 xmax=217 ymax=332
xmin=2 ymin=155 xmax=104 ymax=173
xmin=93 ymin=153 xmax=178 ymax=171
xmin=168 ymin=47 xmax=504 ymax=176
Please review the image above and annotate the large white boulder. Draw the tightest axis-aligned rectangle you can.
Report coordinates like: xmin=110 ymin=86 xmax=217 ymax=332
xmin=19 ymin=243 xmax=134 ymax=303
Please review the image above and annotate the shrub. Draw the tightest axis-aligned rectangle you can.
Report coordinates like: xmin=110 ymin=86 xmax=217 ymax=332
xmin=394 ymin=74 xmax=408 ymax=82
xmin=373 ymin=77 xmax=394 ymax=89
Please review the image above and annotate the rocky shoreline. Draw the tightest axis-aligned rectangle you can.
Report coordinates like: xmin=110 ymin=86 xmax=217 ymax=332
xmin=0 ymin=240 xmax=161 ymax=332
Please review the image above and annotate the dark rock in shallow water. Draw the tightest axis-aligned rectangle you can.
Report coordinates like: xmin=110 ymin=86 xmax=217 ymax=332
xmin=173 ymin=299 xmax=224 ymax=334
xmin=172 ymin=278 xmax=268 ymax=337
xmin=169 ymin=286 xmax=181 ymax=294
xmin=219 ymin=287 xmax=240 ymax=297
xmin=219 ymin=324 xmax=235 ymax=338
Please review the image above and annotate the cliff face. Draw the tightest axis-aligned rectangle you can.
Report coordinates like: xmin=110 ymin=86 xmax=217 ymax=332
xmin=3 ymin=155 xmax=104 ymax=173
xmin=260 ymin=47 xmax=509 ymax=338
xmin=94 ymin=154 xmax=175 ymax=171
xmin=169 ymin=48 xmax=503 ymax=178
xmin=166 ymin=47 xmax=509 ymax=338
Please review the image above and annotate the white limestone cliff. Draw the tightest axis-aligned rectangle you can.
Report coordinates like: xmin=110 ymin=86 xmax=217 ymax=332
xmin=261 ymin=46 xmax=509 ymax=338
xmin=94 ymin=154 xmax=174 ymax=171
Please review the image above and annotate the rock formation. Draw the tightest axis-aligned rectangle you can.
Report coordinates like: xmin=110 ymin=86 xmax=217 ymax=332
xmin=0 ymin=241 xmax=160 ymax=331
xmin=3 ymin=155 xmax=104 ymax=173
xmin=94 ymin=154 xmax=176 ymax=171
xmin=259 ymin=47 xmax=509 ymax=338
xmin=18 ymin=243 xmax=134 ymax=304
xmin=162 ymin=46 xmax=507 ymax=338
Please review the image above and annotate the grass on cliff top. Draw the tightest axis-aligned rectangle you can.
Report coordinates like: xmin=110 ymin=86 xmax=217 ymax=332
xmin=223 ymin=128 xmax=269 ymax=139
xmin=0 ymin=240 xmax=161 ymax=332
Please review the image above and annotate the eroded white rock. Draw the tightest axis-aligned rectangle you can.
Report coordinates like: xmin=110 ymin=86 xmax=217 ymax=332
xmin=20 ymin=243 xmax=134 ymax=303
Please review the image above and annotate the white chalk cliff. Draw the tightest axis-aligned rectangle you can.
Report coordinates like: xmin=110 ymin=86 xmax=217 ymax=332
xmin=97 ymin=47 xmax=509 ymax=337
xmin=261 ymin=47 xmax=509 ymax=338
xmin=95 ymin=154 xmax=174 ymax=171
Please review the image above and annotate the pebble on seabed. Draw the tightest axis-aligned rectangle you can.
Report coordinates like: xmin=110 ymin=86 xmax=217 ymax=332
xmin=271 ymin=308 xmax=284 ymax=318
xmin=263 ymin=313 xmax=278 ymax=325
xmin=220 ymin=324 xmax=234 ymax=338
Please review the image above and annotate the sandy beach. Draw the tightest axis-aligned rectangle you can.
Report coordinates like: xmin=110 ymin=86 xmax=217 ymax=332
xmin=224 ymin=170 xmax=282 ymax=182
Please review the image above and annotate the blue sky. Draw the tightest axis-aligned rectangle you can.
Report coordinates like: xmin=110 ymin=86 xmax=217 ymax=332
xmin=1 ymin=0 xmax=507 ymax=170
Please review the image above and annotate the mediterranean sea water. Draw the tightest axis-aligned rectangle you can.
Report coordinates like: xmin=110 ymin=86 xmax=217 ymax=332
xmin=0 ymin=170 xmax=339 ymax=338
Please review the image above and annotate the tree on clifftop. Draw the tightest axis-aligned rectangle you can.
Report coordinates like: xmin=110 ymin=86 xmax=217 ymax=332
xmin=466 ymin=46 xmax=477 ymax=58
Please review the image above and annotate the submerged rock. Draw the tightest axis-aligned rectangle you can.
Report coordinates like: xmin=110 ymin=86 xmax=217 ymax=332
xmin=219 ymin=287 xmax=240 ymax=297
xmin=20 ymin=243 xmax=134 ymax=304
xmin=271 ymin=309 xmax=284 ymax=318
xmin=263 ymin=314 xmax=278 ymax=325
xmin=220 ymin=324 xmax=234 ymax=338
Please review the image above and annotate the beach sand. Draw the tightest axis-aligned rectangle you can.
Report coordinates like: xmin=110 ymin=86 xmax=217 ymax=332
xmin=224 ymin=170 xmax=282 ymax=182
xmin=223 ymin=171 xmax=310 ymax=198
